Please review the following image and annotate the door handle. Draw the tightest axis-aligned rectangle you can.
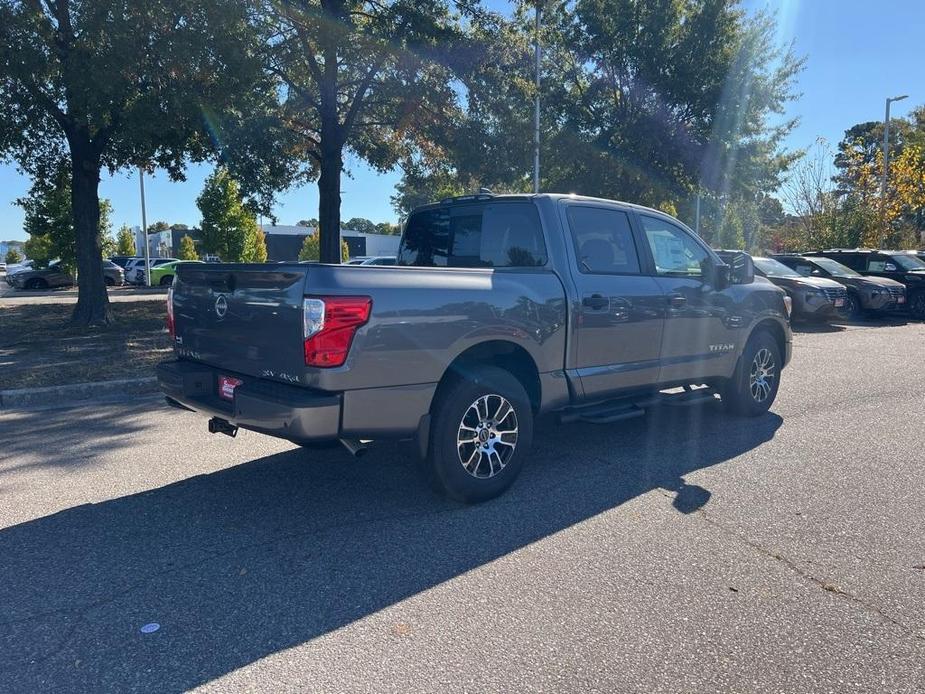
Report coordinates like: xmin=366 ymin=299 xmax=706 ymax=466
xmin=669 ymin=294 xmax=687 ymax=308
xmin=582 ymin=294 xmax=609 ymax=310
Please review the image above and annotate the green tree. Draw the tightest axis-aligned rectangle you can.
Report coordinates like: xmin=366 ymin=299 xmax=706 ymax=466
xmin=259 ymin=0 xmax=480 ymax=263
xmin=298 ymin=233 xmax=321 ymax=261
xmin=5 ymin=248 xmax=22 ymax=264
xmin=298 ymin=233 xmax=349 ymax=262
xmin=23 ymin=234 xmax=52 ymax=266
xmin=297 ymin=219 xmax=318 ymax=228
xmin=401 ymin=2 xmax=802 ymax=224
xmin=252 ymin=229 xmax=269 ymax=263
xmin=17 ymin=165 xmax=112 ymax=269
xmin=344 ymin=217 xmax=377 ymax=233
xmin=116 ymin=225 xmax=136 ymax=256
xmin=834 ymin=106 xmax=925 ymax=246
xmin=148 ymin=221 xmax=171 ymax=233
xmin=198 ymin=168 xmax=263 ymax=262
xmin=178 ymin=234 xmax=199 ymax=261
xmin=375 ymin=221 xmax=401 ymax=235
xmin=0 ymin=0 xmax=269 ymax=324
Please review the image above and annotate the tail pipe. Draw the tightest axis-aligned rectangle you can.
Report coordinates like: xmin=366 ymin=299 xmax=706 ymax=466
xmin=208 ymin=417 xmax=238 ymax=438
xmin=339 ymin=438 xmax=369 ymax=458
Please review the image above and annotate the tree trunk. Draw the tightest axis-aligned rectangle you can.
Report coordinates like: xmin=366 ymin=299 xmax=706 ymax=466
xmin=317 ymin=142 xmax=343 ymax=264
xmin=317 ymin=1 xmax=345 ymax=265
xmin=69 ymin=143 xmax=111 ymax=325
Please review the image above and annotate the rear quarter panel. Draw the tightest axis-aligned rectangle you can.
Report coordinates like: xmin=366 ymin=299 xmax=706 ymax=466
xmin=303 ymin=264 xmax=569 ymax=394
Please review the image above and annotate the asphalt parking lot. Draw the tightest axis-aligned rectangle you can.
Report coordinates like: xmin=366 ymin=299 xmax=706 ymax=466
xmin=1 ymin=320 xmax=923 ymax=693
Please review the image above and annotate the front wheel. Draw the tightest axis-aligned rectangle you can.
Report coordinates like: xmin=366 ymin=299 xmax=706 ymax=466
xmin=721 ymin=331 xmax=781 ymax=417
xmin=426 ymin=366 xmax=533 ymax=503
xmin=840 ymin=292 xmax=862 ymax=319
xmin=25 ymin=278 xmax=48 ymax=291
xmin=909 ymin=291 xmax=925 ymax=320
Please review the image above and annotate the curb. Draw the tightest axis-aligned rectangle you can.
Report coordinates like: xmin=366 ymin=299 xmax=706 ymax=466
xmin=0 ymin=377 xmax=159 ymax=409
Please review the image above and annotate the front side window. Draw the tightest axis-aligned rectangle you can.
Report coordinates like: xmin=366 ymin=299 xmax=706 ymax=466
xmin=889 ymin=254 xmax=925 ymax=271
xmin=640 ymin=215 xmax=708 ymax=277
xmin=792 ymin=262 xmax=818 ymax=277
xmin=867 ymin=256 xmax=897 ymax=272
xmin=398 ymin=202 xmax=546 ymax=268
xmin=566 ymin=206 xmax=640 ymax=274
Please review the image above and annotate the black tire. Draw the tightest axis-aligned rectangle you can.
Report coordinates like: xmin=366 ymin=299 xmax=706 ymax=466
xmin=909 ymin=291 xmax=925 ymax=320
xmin=841 ymin=291 xmax=862 ymax=319
xmin=721 ymin=331 xmax=781 ymax=417
xmin=426 ymin=366 xmax=533 ymax=503
xmin=25 ymin=278 xmax=48 ymax=291
xmin=159 ymin=274 xmax=174 ymax=287
xmin=105 ymin=276 xmax=115 ymax=286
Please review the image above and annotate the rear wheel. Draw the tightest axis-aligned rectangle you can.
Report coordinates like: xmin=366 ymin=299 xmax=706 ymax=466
xmin=159 ymin=275 xmax=174 ymax=287
xmin=25 ymin=278 xmax=48 ymax=291
xmin=105 ymin=276 xmax=115 ymax=286
xmin=426 ymin=366 xmax=533 ymax=503
xmin=721 ymin=331 xmax=781 ymax=417
xmin=909 ymin=291 xmax=925 ymax=320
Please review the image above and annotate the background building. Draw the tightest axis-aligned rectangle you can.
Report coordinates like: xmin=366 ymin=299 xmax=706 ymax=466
xmin=129 ymin=225 xmax=401 ymax=261
xmin=260 ymin=225 xmax=400 ymax=261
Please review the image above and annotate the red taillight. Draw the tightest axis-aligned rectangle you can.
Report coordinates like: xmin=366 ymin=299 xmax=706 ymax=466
xmin=303 ymin=296 xmax=371 ymax=367
xmin=166 ymin=286 xmax=175 ymax=338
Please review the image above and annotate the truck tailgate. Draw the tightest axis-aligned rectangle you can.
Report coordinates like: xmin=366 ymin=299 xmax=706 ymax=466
xmin=173 ymin=263 xmax=308 ymax=383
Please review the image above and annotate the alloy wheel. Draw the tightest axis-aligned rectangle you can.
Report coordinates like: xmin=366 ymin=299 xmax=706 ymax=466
xmin=456 ymin=394 xmax=519 ymax=479
xmin=749 ymin=347 xmax=776 ymax=403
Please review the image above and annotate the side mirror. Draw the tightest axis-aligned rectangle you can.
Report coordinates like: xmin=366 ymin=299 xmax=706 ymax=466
xmin=717 ymin=252 xmax=754 ymax=287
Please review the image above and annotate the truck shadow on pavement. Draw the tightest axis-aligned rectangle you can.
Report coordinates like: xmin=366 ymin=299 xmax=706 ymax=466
xmin=0 ymin=402 xmax=781 ymax=692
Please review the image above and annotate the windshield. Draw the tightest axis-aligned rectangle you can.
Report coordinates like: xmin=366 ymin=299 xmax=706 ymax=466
xmin=754 ymin=257 xmax=801 ymax=278
xmin=811 ymin=257 xmax=860 ymax=277
xmin=890 ymin=254 xmax=925 ymax=271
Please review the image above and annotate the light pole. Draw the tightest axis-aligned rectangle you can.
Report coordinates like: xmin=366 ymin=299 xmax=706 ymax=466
xmin=533 ymin=2 xmax=542 ymax=194
xmin=139 ymin=167 xmax=151 ymax=287
xmin=880 ymin=94 xmax=908 ymax=203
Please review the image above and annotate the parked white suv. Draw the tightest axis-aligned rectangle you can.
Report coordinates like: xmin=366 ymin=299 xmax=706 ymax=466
xmin=125 ymin=257 xmax=179 ymax=285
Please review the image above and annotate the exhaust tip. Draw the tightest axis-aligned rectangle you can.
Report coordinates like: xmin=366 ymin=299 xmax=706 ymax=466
xmin=208 ymin=417 xmax=238 ymax=438
xmin=339 ymin=438 xmax=368 ymax=457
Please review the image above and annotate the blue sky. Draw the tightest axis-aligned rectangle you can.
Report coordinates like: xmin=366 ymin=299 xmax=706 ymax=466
xmin=2 ymin=0 xmax=923 ymax=241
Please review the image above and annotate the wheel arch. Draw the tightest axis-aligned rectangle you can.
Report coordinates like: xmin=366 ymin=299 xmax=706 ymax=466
xmin=749 ymin=319 xmax=787 ymax=363
xmin=432 ymin=340 xmax=542 ymax=414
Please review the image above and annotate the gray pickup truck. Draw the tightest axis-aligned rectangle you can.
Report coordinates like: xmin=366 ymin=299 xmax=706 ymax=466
xmin=158 ymin=193 xmax=792 ymax=502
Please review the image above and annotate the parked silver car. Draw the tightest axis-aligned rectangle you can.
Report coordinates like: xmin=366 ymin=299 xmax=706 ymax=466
xmin=7 ymin=261 xmax=124 ymax=290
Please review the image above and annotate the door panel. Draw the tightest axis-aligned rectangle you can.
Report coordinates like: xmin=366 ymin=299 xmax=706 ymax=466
xmin=637 ymin=214 xmax=740 ymax=383
xmin=564 ymin=204 xmax=665 ymax=400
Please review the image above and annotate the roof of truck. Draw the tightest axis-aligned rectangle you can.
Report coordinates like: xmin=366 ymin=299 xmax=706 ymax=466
xmin=421 ymin=192 xmax=673 ymax=220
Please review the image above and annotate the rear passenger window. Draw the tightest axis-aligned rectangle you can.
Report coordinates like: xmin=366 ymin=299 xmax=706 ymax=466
xmin=398 ymin=202 xmax=547 ymax=268
xmin=566 ymin=207 xmax=640 ymax=274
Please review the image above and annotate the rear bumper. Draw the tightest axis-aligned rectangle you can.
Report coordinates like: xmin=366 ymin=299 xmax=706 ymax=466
xmin=157 ymin=359 xmax=341 ymax=442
